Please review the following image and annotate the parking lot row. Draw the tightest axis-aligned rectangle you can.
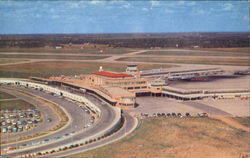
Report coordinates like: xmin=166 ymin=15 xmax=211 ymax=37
xmin=140 ymin=112 xmax=208 ymax=118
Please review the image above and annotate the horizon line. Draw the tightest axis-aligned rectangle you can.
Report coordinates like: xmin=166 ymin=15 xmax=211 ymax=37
xmin=0 ymin=31 xmax=248 ymax=36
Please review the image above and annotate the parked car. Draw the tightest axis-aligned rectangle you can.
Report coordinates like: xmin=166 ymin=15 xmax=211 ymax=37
xmin=171 ymin=113 xmax=177 ymax=117
xmin=197 ymin=113 xmax=208 ymax=117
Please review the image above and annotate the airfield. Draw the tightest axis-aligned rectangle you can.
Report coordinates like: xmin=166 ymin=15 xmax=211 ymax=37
xmin=0 ymin=46 xmax=249 ymax=158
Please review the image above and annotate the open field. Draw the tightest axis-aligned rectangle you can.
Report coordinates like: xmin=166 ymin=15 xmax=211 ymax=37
xmin=0 ymin=47 xmax=136 ymax=54
xmin=0 ymin=92 xmax=16 ymax=99
xmin=139 ymin=50 xmax=249 ymax=57
xmin=0 ymin=99 xmax=35 ymax=110
xmin=116 ymin=57 xmax=250 ymax=66
xmin=233 ymin=117 xmax=250 ymax=127
xmin=0 ymin=61 xmax=174 ymax=78
xmin=197 ymin=47 xmax=249 ymax=53
xmin=0 ymin=59 xmax=29 ymax=64
xmin=65 ymin=117 xmax=250 ymax=158
xmin=0 ymin=54 xmax=109 ymax=60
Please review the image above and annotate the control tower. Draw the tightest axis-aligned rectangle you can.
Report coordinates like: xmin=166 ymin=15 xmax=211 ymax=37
xmin=126 ymin=63 xmax=138 ymax=74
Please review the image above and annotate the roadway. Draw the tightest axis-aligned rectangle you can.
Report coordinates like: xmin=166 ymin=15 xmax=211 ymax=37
xmin=44 ymin=112 xmax=137 ymax=158
xmin=2 ymin=85 xmax=118 ymax=158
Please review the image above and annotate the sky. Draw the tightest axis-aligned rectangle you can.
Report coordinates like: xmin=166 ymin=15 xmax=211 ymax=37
xmin=0 ymin=0 xmax=249 ymax=34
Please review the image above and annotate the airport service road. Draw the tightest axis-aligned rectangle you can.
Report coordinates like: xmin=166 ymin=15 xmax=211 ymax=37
xmin=0 ymin=88 xmax=60 ymax=143
xmin=45 ymin=112 xmax=137 ymax=158
xmin=3 ymin=86 xmax=117 ymax=158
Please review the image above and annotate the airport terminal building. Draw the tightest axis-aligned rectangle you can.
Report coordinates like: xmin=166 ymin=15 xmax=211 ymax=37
xmin=28 ymin=66 xmax=250 ymax=108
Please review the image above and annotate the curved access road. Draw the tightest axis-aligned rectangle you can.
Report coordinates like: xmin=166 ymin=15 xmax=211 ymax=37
xmin=1 ymin=85 xmax=118 ymax=158
xmin=44 ymin=112 xmax=138 ymax=158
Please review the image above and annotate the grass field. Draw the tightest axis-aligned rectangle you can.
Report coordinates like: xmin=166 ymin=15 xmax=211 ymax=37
xmin=0 ymin=99 xmax=35 ymax=110
xmin=0 ymin=91 xmax=15 ymax=99
xmin=0 ymin=47 xmax=136 ymax=54
xmin=197 ymin=47 xmax=249 ymax=53
xmin=0 ymin=54 xmax=109 ymax=60
xmin=116 ymin=57 xmax=250 ymax=66
xmin=0 ymin=92 xmax=16 ymax=99
xmin=65 ymin=117 xmax=249 ymax=158
xmin=0 ymin=59 xmax=29 ymax=64
xmin=139 ymin=50 xmax=249 ymax=57
xmin=0 ymin=61 xmax=174 ymax=78
xmin=233 ymin=117 xmax=250 ymax=127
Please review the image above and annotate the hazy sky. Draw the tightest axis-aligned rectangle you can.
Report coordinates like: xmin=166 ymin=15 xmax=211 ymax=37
xmin=0 ymin=0 xmax=249 ymax=34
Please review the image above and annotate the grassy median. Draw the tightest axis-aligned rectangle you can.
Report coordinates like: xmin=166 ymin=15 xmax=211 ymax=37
xmin=0 ymin=99 xmax=35 ymax=110
xmin=0 ymin=91 xmax=16 ymax=99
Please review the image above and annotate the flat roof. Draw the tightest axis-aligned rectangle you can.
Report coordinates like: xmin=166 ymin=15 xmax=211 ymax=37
xmin=93 ymin=71 xmax=133 ymax=78
xmin=104 ymin=86 xmax=135 ymax=96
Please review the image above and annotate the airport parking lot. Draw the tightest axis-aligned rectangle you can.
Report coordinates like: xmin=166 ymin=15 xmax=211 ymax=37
xmin=0 ymin=109 xmax=42 ymax=133
xmin=128 ymin=97 xmax=201 ymax=116
xmin=128 ymin=96 xmax=249 ymax=117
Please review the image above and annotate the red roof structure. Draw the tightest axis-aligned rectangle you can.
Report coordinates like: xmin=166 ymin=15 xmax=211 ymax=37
xmin=93 ymin=71 xmax=133 ymax=78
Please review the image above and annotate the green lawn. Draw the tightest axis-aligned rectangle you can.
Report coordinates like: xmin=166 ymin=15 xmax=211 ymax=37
xmin=116 ymin=57 xmax=250 ymax=66
xmin=65 ymin=117 xmax=249 ymax=158
xmin=0 ymin=99 xmax=35 ymax=110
